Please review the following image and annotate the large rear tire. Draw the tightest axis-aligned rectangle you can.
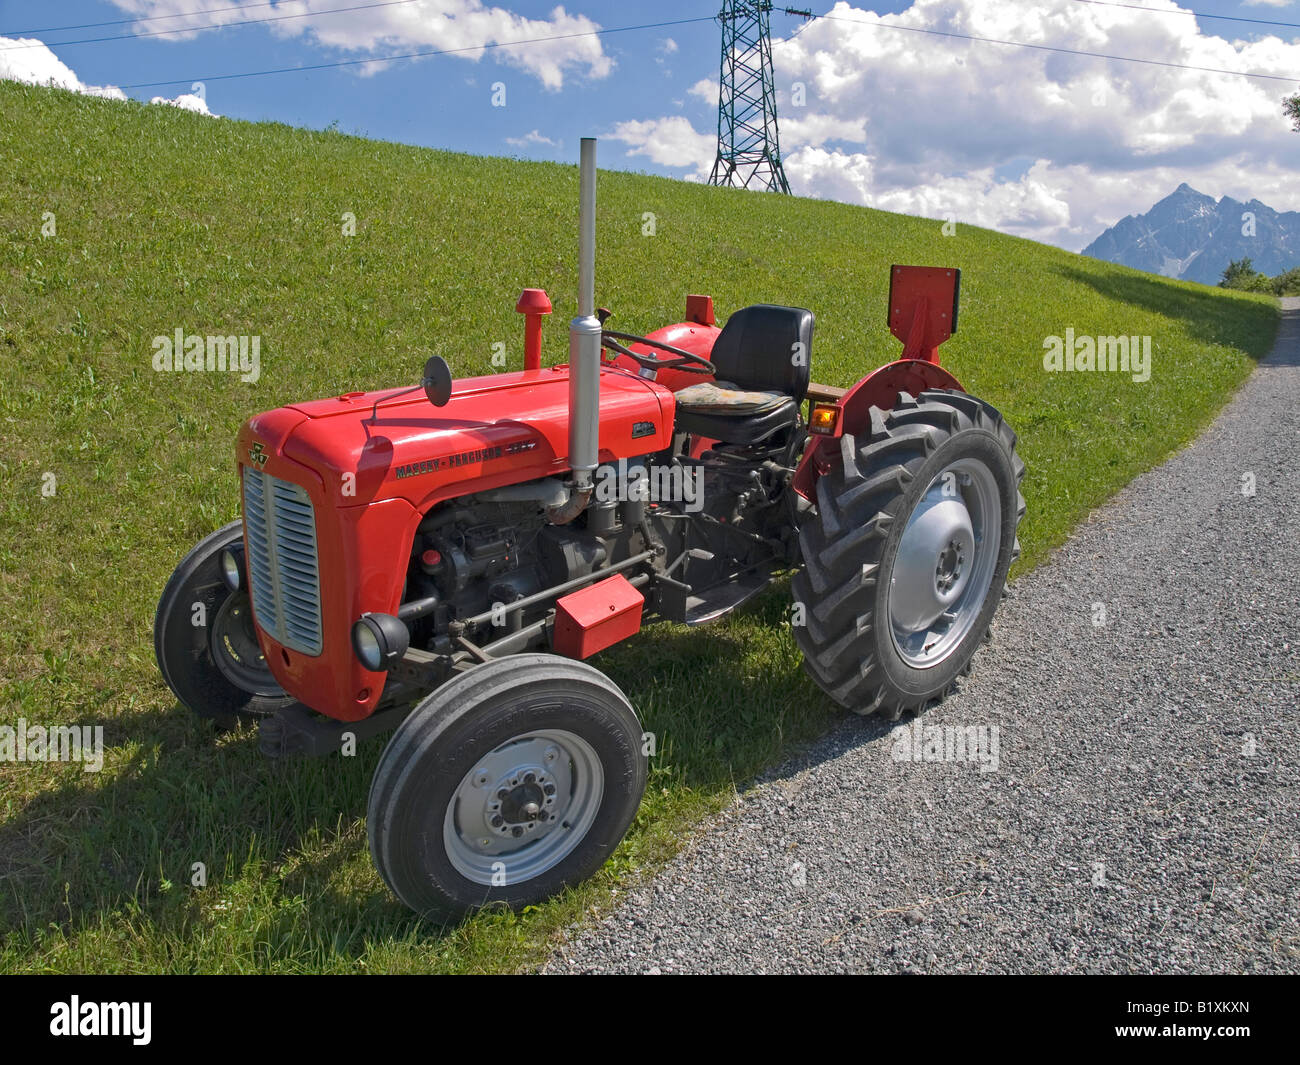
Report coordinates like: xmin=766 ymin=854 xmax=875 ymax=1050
xmin=794 ymin=389 xmax=1025 ymax=717
xmin=154 ymin=520 xmax=293 ymax=726
xmin=368 ymin=654 xmax=647 ymax=920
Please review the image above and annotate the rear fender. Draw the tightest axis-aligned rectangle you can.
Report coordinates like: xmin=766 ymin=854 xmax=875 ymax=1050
xmin=792 ymin=359 xmax=964 ymax=501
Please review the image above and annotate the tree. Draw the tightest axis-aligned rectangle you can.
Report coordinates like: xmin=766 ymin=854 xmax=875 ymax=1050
xmin=1272 ymin=267 xmax=1300 ymax=297
xmin=1220 ymin=258 xmax=1258 ymax=288
xmin=1286 ymin=94 xmax=1300 ymax=133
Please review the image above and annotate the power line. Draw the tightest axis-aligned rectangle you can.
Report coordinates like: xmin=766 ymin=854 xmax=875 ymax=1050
xmin=2 ymin=0 xmax=352 ymax=36
xmin=1063 ymin=0 xmax=1300 ymax=33
xmin=1 ymin=0 xmax=428 ymax=52
xmin=787 ymin=7 xmax=1298 ymax=85
xmin=120 ymin=16 xmax=717 ymax=89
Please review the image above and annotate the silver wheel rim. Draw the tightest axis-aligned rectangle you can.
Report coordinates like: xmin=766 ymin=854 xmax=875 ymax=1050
xmin=887 ymin=457 xmax=1002 ymax=669
xmin=443 ymin=728 xmax=605 ymax=887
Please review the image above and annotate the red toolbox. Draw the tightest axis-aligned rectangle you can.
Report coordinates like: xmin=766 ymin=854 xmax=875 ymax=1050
xmin=552 ymin=574 xmax=645 ymax=659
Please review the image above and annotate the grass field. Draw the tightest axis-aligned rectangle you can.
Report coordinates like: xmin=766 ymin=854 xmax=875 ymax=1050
xmin=0 ymin=81 xmax=1279 ymax=973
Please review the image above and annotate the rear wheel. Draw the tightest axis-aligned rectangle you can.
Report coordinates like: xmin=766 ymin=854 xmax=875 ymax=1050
xmin=154 ymin=520 xmax=293 ymax=726
xmin=368 ymin=654 xmax=647 ymax=920
xmin=794 ymin=390 xmax=1025 ymax=717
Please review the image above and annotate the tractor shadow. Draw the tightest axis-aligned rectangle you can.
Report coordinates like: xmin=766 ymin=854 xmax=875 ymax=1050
xmin=0 ymin=701 xmax=385 ymax=958
xmin=1054 ymin=264 xmax=1283 ymax=362
xmin=0 ymin=584 xmax=890 ymax=964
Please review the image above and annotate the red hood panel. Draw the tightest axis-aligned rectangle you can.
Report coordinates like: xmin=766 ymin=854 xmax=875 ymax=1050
xmin=241 ymin=365 xmax=674 ymax=511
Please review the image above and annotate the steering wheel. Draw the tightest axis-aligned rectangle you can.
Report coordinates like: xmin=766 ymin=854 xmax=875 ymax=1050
xmin=601 ymin=329 xmax=716 ymax=376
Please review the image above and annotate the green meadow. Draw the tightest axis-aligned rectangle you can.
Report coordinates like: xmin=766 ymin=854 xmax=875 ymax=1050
xmin=0 ymin=81 xmax=1277 ymax=972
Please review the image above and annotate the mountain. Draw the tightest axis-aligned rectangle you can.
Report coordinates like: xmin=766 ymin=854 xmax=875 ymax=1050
xmin=1083 ymin=184 xmax=1300 ymax=285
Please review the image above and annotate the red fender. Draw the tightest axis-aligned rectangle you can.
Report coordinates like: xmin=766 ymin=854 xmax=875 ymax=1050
xmin=792 ymin=359 xmax=965 ymax=501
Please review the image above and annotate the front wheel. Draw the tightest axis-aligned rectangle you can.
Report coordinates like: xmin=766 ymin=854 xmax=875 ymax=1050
xmin=154 ymin=520 xmax=293 ymax=726
xmin=368 ymin=654 xmax=647 ymax=920
xmin=794 ymin=389 xmax=1025 ymax=717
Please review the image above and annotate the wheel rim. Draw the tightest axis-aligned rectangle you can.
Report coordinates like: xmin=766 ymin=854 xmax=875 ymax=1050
xmin=210 ymin=590 xmax=285 ymax=697
xmin=887 ymin=457 xmax=1002 ymax=669
xmin=443 ymin=728 xmax=605 ymax=887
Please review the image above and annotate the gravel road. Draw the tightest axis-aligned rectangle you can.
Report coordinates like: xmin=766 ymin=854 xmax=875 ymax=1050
xmin=545 ymin=297 xmax=1300 ymax=975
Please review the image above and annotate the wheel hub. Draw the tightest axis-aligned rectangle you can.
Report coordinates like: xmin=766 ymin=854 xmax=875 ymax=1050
xmin=935 ymin=537 xmax=965 ymax=593
xmin=889 ymin=489 xmax=975 ymax=632
xmin=210 ymin=590 xmax=283 ymax=697
xmin=887 ymin=458 xmax=1002 ymax=669
xmin=491 ymin=767 xmax=559 ymax=837
xmin=444 ymin=729 xmax=605 ymax=884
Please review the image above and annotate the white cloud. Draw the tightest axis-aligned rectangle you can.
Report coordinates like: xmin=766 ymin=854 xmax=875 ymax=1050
xmin=606 ymin=116 xmax=715 ymax=178
xmin=0 ymin=36 xmax=127 ymax=99
xmin=626 ymin=0 xmax=1300 ymax=250
xmin=505 ymin=128 xmax=559 ymax=148
xmin=779 ymin=112 xmax=867 ymax=149
xmin=150 ymin=91 xmax=214 ymax=115
xmin=1 ymin=34 xmax=217 ymax=114
xmin=688 ymin=77 xmax=715 ymax=103
xmin=109 ymin=1 xmax=614 ymax=91
xmin=659 ymin=38 xmax=679 ymax=56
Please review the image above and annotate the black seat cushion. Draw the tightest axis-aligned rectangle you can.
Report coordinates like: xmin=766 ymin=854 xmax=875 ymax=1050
xmin=671 ymin=304 xmax=813 ymax=444
xmin=675 ymin=397 xmax=799 ymax=446
xmin=708 ymin=304 xmax=814 ymax=404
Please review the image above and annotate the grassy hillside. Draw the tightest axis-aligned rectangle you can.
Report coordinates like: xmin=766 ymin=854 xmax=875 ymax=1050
xmin=0 ymin=80 xmax=1278 ymax=973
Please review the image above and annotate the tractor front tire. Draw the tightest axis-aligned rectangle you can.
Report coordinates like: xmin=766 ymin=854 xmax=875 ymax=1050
xmin=368 ymin=654 xmax=647 ymax=921
xmin=154 ymin=520 xmax=294 ymax=728
xmin=794 ymin=390 xmax=1025 ymax=718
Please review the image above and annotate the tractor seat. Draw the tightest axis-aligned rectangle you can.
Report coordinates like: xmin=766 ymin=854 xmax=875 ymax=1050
xmin=673 ymin=304 xmax=813 ymax=446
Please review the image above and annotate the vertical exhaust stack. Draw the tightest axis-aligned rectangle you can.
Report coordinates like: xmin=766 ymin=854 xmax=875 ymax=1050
xmin=549 ymin=137 xmax=601 ymax=525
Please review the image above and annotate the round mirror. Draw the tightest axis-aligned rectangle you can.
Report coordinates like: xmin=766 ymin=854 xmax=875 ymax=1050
xmin=422 ymin=355 xmax=453 ymax=407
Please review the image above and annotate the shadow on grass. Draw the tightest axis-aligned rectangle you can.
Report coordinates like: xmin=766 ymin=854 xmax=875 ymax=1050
xmin=0 ymin=589 xmax=857 ymax=966
xmin=1054 ymin=265 xmax=1280 ymax=360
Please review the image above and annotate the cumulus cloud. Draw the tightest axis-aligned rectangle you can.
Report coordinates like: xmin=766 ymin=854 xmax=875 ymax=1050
xmin=620 ymin=0 xmax=1300 ymax=250
xmin=0 ymin=34 xmax=217 ymax=114
xmin=150 ymin=91 xmax=215 ymax=115
xmin=0 ymin=36 xmax=127 ymax=99
xmin=108 ymin=0 xmax=614 ymax=91
xmin=606 ymin=116 xmax=715 ymax=178
xmin=505 ymin=128 xmax=559 ymax=148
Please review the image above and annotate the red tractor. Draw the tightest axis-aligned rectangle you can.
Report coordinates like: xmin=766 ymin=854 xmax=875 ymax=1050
xmin=155 ymin=139 xmax=1024 ymax=918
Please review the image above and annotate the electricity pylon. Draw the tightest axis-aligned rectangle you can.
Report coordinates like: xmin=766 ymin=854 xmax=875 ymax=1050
xmin=708 ymin=1 xmax=792 ymax=194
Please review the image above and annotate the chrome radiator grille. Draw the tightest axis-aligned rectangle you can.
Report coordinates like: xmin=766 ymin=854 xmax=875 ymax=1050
xmin=242 ymin=466 xmax=323 ymax=656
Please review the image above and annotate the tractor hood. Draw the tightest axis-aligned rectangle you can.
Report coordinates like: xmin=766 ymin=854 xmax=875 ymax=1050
xmin=235 ymin=365 xmax=675 ymax=510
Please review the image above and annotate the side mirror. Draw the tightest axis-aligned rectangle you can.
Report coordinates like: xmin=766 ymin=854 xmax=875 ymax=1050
xmin=422 ymin=355 xmax=452 ymax=407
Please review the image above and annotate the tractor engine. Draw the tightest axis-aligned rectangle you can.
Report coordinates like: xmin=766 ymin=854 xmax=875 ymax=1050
xmin=405 ymin=497 xmax=609 ymax=651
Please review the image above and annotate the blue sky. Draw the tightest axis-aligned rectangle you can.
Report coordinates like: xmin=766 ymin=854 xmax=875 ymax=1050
xmin=3 ymin=1 xmax=1300 ymax=250
xmin=0 ymin=0 xmax=735 ymax=162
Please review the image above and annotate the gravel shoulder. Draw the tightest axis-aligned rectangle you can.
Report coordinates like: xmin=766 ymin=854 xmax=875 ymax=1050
xmin=545 ymin=297 xmax=1300 ymax=975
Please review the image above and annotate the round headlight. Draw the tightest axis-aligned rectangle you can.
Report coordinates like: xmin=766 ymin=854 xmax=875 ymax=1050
xmin=352 ymin=619 xmax=383 ymax=670
xmin=220 ymin=548 xmax=242 ymax=591
xmin=351 ymin=613 xmax=409 ymax=671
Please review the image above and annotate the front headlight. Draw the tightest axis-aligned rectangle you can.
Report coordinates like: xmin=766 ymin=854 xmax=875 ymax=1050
xmin=220 ymin=547 xmax=242 ymax=591
xmin=351 ymin=613 xmax=409 ymax=671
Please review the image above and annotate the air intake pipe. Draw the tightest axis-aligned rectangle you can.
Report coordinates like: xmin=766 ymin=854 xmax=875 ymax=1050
xmin=548 ymin=137 xmax=600 ymax=526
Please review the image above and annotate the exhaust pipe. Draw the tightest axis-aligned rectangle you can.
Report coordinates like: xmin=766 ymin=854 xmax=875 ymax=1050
xmin=548 ymin=136 xmax=601 ymax=525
